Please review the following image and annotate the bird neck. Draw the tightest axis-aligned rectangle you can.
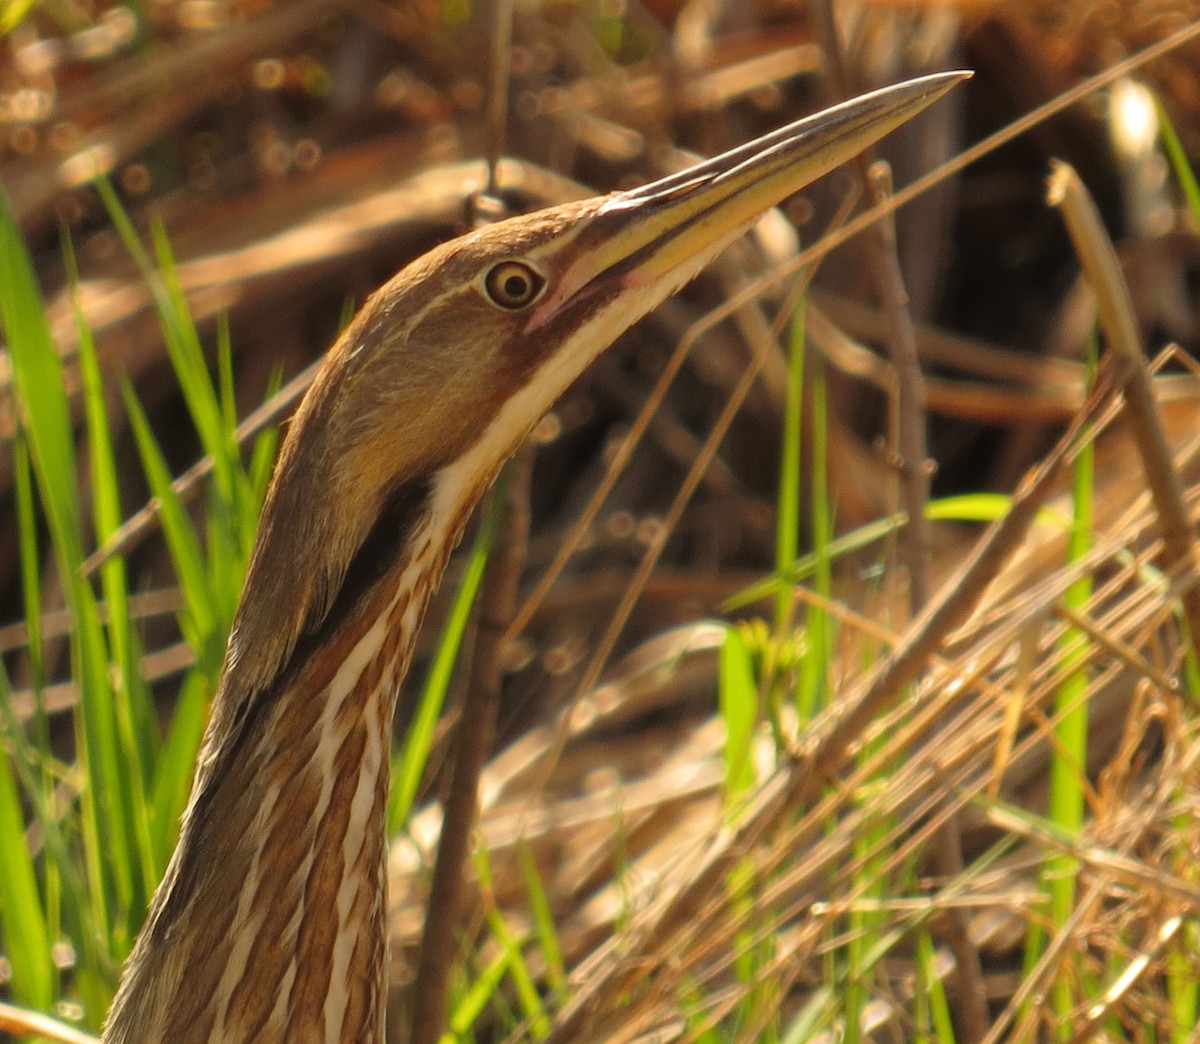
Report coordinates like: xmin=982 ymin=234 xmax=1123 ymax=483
xmin=102 ymin=469 xmax=461 ymax=1044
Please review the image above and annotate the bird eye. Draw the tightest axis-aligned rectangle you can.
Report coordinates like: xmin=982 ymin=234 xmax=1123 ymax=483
xmin=483 ymin=261 xmax=545 ymax=310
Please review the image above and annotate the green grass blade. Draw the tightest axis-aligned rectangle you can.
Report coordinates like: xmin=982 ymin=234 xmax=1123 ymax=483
xmin=474 ymin=845 xmax=547 ymax=1038
xmin=721 ymin=514 xmax=905 ymax=612
xmin=12 ymin=436 xmax=55 ymax=831
xmin=217 ymin=316 xmax=239 ymax=441
xmin=1156 ymin=99 xmax=1200 ymax=227
xmin=249 ymin=402 xmax=283 ymax=513
xmin=798 ymin=348 xmax=831 ymax=719
xmin=773 ymin=296 xmax=805 ymax=636
xmin=93 ymin=181 xmax=239 ymax=524
xmin=445 ymin=948 xmax=511 ymax=1039
xmin=69 ymin=238 xmax=160 ymax=901
xmin=926 ymin=493 xmax=1012 ymax=522
xmin=147 ymin=219 xmax=237 ymax=501
xmin=1 ymin=183 xmax=139 ymax=967
xmin=149 ymin=670 xmax=210 ymax=868
xmin=120 ymin=380 xmax=217 ymax=651
xmin=0 ymin=0 xmax=37 ymax=33
xmin=1044 ymin=336 xmax=1095 ymax=1035
xmin=9 ymin=436 xmax=113 ymax=1018
xmin=0 ymin=190 xmax=83 ymax=565
xmin=0 ymin=672 xmax=54 ymax=1010
xmin=213 ymin=317 xmax=263 ymax=584
xmin=13 ymin=435 xmax=45 ymax=697
xmin=516 ymin=839 xmax=565 ymax=994
xmin=718 ymin=625 xmax=757 ymax=799
xmin=1168 ymin=917 xmax=1198 ymax=1041
xmin=914 ymin=929 xmax=955 ymax=1043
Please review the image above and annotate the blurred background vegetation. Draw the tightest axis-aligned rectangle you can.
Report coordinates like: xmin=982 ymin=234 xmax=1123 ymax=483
xmin=2 ymin=1 xmax=1200 ymax=1040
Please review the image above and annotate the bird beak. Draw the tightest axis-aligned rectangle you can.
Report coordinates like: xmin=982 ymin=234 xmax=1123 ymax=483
xmin=529 ymin=70 xmax=968 ymax=329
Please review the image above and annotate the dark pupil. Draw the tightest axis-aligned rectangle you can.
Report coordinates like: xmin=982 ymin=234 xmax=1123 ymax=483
xmin=503 ymin=273 xmax=527 ymax=299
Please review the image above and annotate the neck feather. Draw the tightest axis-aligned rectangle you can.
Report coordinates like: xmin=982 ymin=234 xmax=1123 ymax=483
xmin=102 ymin=464 xmax=470 ymax=1044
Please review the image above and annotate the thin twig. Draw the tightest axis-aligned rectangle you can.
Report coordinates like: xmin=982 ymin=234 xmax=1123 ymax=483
xmin=862 ymin=153 xmax=988 ymax=1042
xmin=863 ymin=161 xmax=933 ymax=608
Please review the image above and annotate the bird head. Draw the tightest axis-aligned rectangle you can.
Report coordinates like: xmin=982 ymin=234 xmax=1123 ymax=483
xmin=218 ymin=71 xmax=967 ymax=711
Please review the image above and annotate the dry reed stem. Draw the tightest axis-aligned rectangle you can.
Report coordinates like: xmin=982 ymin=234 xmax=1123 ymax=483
xmin=1047 ymin=159 xmax=1200 ymax=651
xmin=545 ymin=373 xmax=1120 ymax=1038
xmin=386 ymin=415 xmax=1200 ymax=1037
xmin=482 ymin=343 xmax=1200 ymax=1036
xmin=0 ymin=1003 xmax=97 ymax=1044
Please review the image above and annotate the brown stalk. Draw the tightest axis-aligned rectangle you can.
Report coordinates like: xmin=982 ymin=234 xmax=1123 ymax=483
xmin=1046 ymin=160 xmax=1200 ymax=652
xmin=409 ymin=449 xmax=532 ymax=1044
xmin=0 ymin=1002 xmax=97 ymax=1044
xmin=483 ymin=0 xmax=514 ymax=200
xmin=805 ymin=1 xmax=932 ymax=613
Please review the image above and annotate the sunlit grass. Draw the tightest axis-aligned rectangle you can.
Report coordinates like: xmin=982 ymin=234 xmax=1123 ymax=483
xmin=0 ymin=182 xmax=278 ymax=1030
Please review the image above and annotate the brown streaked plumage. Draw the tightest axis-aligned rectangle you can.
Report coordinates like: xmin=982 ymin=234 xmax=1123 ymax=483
xmin=100 ymin=72 xmax=967 ymax=1044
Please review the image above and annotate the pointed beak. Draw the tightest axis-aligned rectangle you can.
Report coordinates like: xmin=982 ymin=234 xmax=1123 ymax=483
xmin=530 ymin=70 xmax=968 ymax=327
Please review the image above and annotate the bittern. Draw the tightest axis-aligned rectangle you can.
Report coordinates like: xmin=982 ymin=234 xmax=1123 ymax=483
xmin=100 ymin=71 xmax=965 ymax=1043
